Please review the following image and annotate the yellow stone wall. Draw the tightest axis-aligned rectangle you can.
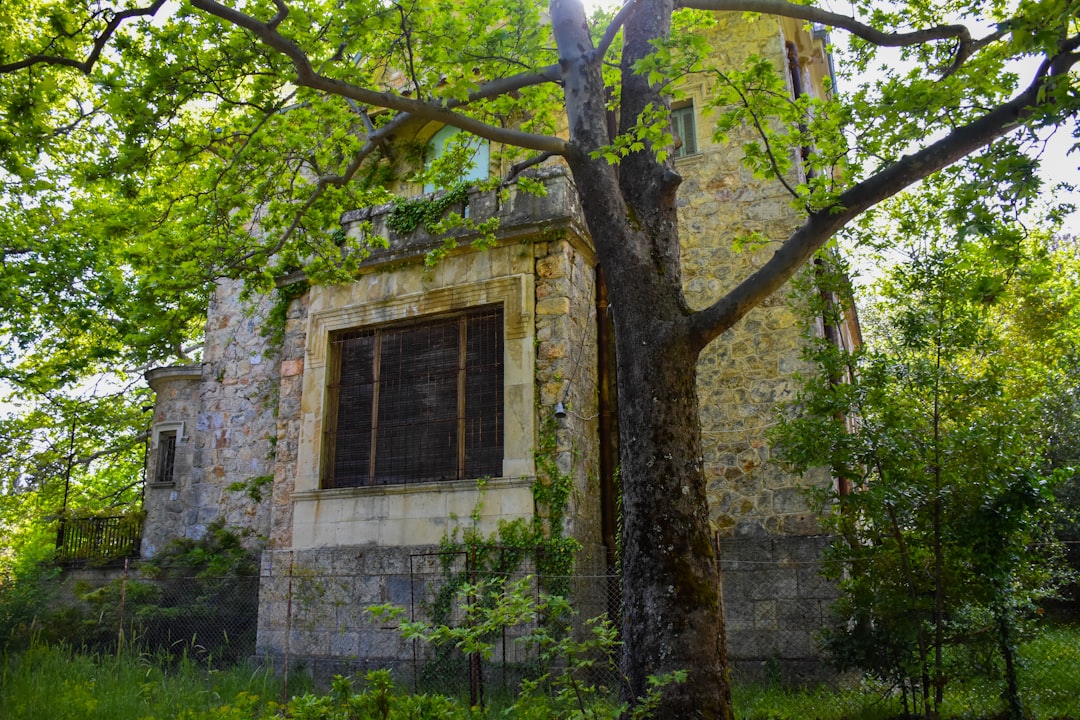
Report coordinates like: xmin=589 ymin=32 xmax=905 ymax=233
xmin=679 ymin=14 xmax=833 ymax=536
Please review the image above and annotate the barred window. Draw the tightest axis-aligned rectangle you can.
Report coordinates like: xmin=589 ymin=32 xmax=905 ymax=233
xmin=324 ymin=306 xmax=504 ymax=488
xmin=154 ymin=430 xmax=177 ymax=485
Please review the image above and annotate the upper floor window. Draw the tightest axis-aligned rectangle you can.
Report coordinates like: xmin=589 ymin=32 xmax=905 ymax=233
xmin=423 ymin=125 xmax=490 ymax=193
xmin=324 ymin=306 xmax=504 ymax=488
xmin=671 ymin=104 xmax=697 ymax=158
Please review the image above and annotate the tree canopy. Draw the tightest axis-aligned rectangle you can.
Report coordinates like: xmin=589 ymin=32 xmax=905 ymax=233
xmin=1 ymin=0 xmax=1076 ymax=386
xmin=2 ymin=0 xmax=1078 ymax=716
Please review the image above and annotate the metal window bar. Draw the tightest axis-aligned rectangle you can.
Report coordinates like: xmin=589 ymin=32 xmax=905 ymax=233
xmin=326 ymin=306 xmax=503 ymax=488
xmin=155 ymin=430 xmax=177 ymax=485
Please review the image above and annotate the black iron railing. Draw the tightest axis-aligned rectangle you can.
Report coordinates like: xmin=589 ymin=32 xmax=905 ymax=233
xmin=56 ymin=514 xmax=142 ymax=564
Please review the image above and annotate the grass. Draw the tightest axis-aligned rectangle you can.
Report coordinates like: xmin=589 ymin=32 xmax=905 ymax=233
xmin=735 ymin=622 xmax=1080 ymax=720
xmin=2 ymin=623 xmax=1077 ymax=719
xmin=0 ymin=642 xmax=289 ymax=720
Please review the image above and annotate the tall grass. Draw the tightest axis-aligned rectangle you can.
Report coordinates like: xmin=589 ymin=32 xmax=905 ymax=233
xmin=0 ymin=641 xmax=286 ymax=720
xmin=2 ymin=623 xmax=1077 ymax=719
xmin=735 ymin=622 xmax=1080 ymax=720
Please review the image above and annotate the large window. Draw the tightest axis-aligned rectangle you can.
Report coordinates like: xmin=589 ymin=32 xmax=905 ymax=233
xmin=324 ymin=306 xmax=504 ymax=488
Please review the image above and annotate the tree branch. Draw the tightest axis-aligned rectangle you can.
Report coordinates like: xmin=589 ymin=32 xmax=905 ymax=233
xmin=189 ymin=0 xmax=569 ymax=154
xmin=679 ymin=0 xmax=1003 ymax=76
xmin=687 ymin=47 xmax=1080 ymax=350
xmin=232 ymin=112 xmax=416 ymax=266
xmin=75 ymin=432 xmax=150 ymax=468
xmin=506 ymin=152 xmax=556 ymax=180
xmin=0 ymin=0 xmax=167 ymax=75
xmin=714 ymin=71 xmax=801 ymax=200
xmin=592 ymin=0 xmax=643 ymax=61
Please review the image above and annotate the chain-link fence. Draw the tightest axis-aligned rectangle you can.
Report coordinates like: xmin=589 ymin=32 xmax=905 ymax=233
xmin=257 ymin=546 xmax=623 ymax=704
xmin=12 ymin=559 xmax=259 ymax=668
xmin=11 ymin=545 xmax=1078 ymax=714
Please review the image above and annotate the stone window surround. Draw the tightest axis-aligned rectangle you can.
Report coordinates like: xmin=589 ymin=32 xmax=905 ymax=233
xmin=672 ymin=79 xmax=710 ymax=164
xmin=295 ymin=273 xmax=536 ymax=497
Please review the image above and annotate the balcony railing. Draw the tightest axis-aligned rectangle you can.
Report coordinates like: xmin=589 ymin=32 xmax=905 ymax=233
xmin=56 ymin=514 xmax=142 ymax=565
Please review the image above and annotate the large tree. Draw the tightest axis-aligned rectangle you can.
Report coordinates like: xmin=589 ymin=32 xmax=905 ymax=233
xmin=2 ymin=0 xmax=1078 ymax=716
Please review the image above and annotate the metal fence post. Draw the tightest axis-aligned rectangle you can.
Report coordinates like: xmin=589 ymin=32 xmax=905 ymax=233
xmin=282 ymin=552 xmax=294 ymax=707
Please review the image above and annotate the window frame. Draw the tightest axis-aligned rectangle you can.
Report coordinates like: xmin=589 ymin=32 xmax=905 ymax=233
xmin=149 ymin=422 xmax=184 ymax=487
xmin=671 ymin=103 xmax=698 ymax=158
xmin=322 ymin=305 xmax=504 ymax=489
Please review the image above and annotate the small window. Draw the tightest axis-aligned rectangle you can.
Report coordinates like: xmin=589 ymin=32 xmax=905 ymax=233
xmin=154 ymin=430 xmax=177 ymax=485
xmin=671 ymin=105 xmax=697 ymax=158
xmin=423 ymin=125 xmax=490 ymax=193
xmin=324 ymin=306 xmax=504 ymax=488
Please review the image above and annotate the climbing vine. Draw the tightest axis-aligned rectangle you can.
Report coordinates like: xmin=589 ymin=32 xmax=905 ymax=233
xmin=386 ymin=183 xmax=469 ymax=236
xmin=426 ymin=411 xmax=581 ymax=629
xmin=262 ymin=278 xmax=310 ymax=349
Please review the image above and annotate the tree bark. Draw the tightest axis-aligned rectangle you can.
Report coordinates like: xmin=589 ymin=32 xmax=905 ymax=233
xmin=551 ymin=2 xmax=732 ymax=716
xmin=564 ymin=149 xmax=730 ymax=718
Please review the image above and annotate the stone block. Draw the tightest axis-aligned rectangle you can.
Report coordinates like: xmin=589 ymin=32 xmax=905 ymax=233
xmin=726 ymin=629 xmax=779 ymax=661
xmin=329 ymin=631 xmax=361 ymax=657
xmin=775 ymin=599 xmax=820 ymax=630
xmin=288 ymin=628 xmax=329 ymax=657
xmin=364 ymin=547 xmax=410 ymax=576
xmin=754 ymin=600 xmax=778 ymax=630
xmin=535 ymin=296 xmax=570 ymax=315
xmin=385 ymin=576 xmax=425 ymax=606
xmin=797 ymin=565 xmax=836 ymax=601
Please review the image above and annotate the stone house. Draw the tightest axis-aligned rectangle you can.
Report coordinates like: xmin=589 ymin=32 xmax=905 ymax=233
xmin=140 ymin=14 xmax=857 ymax=680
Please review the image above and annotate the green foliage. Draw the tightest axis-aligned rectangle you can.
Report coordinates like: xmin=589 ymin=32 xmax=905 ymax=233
xmin=774 ymin=185 xmax=1078 ymax=717
xmin=0 ymin=521 xmax=260 ymax=664
xmin=386 ymin=183 xmax=471 ymax=236
xmin=0 ymin=561 xmax=64 ymax=652
xmin=369 ymin=575 xmax=684 ymax=719
xmin=227 ymin=474 xmax=276 ymax=504
xmin=734 ymin=619 xmax=1080 ymax=719
xmin=262 ymin=279 xmax=310 ymax=349
xmin=140 ymin=518 xmax=258 ymax=579
xmin=0 ymin=384 xmax=148 ymax=578
xmin=3 ymin=620 xmax=1076 ymax=719
xmin=430 ymin=411 xmax=581 ymax=625
xmin=709 ymin=53 xmax=849 ymax=212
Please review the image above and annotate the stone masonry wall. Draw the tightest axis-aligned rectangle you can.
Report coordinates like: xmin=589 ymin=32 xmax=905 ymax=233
xmin=677 ymin=14 xmax=838 ymax=676
xmin=255 ymin=545 xmax=611 ymax=685
xmin=533 ymin=232 xmax=604 ymax=565
xmin=679 ymin=14 xmax=831 ymax=538
xmin=191 ymin=279 xmax=279 ymax=542
xmin=253 ymin=176 xmax=608 ymax=669
xmin=267 ymin=288 xmax=309 ymax=552
xmin=142 ymin=366 xmax=201 ymax=557
xmin=142 ymin=278 xmax=280 ymax=553
xmin=720 ymin=535 xmax=837 ymax=682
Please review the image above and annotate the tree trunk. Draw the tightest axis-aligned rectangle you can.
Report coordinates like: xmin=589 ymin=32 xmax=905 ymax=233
xmin=612 ymin=304 xmax=730 ymax=719
xmin=569 ymin=148 xmax=731 ymax=717
xmin=551 ymin=2 xmax=732 ymax=716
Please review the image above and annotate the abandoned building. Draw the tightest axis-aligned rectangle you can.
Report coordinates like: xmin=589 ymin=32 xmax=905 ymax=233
xmin=138 ymin=13 xmax=857 ymax=681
